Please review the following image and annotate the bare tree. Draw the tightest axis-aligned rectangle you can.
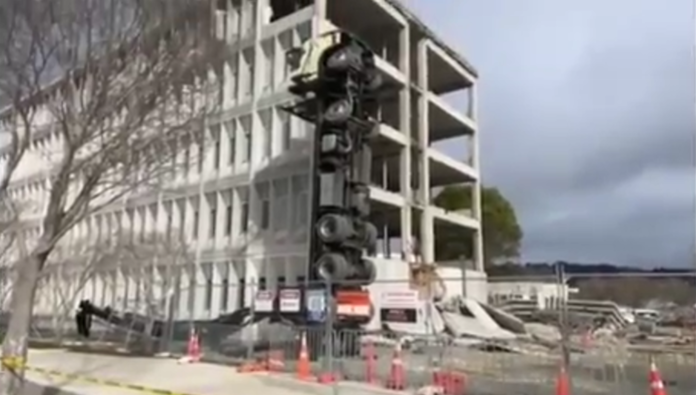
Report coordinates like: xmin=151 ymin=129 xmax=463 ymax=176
xmin=0 ymin=0 xmax=223 ymax=391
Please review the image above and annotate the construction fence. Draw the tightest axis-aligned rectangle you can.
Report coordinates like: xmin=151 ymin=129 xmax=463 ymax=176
xmin=1 ymin=271 xmax=694 ymax=395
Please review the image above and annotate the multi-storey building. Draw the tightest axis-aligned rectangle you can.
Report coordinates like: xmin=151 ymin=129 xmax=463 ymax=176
xmin=0 ymin=0 xmax=485 ymax=324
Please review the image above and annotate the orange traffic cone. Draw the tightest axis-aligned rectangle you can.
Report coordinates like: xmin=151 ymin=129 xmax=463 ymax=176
xmin=296 ymin=332 xmax=312 ymax=381
xmin=178 ymin=328 xmax=201 ymax=364
xmin=649 ymin=358 xmax=667 ymax=395
xmin=363 ymin=339 xmax=378 ymax=384
xmin=385 ymin=342 xmax=405 ymax=390
xmin=555 ymin=364 xmax=570 ymax=395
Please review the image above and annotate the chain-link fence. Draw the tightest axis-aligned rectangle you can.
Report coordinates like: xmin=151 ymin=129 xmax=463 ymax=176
xmin=1 ymin=270 xmax=694 ymax=395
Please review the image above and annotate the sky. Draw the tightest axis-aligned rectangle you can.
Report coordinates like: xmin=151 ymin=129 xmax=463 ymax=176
xmin=404 ymin=0 xmax=695 ymax=267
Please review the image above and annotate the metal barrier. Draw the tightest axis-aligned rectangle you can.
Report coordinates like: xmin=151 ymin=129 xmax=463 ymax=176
xmin=0 ymin=271 xmax=693 ymax=395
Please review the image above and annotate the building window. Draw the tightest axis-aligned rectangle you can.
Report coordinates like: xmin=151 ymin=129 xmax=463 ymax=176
xmin=211 ymin=124 xmax=221 ymax=169
xmin=215 ymin=0 xmax=227 ymax=39
xmin=229 ymin=0 xmax=241 ymax=38
xmin=204 ymin=277 xmax=213 ymax=311
xmin=221 ymin=274 xmax=229 ymax=311
xmin=209 ymin=207 xmax=217 ymax=238
xmin=262 ymin=40 xmax=274 ymax=92
xmin=193 ymin=210 xmax=199 ymax=239
xmin=239 ymin=188 xmax=249 ymax=233
xmin=256 ymin=182 xmax=270 ymax=230
xmin=272 ymin=178 xmax=289 ymax=230
xmin=183 ymin=138 xmax=191 ymax=174
xmin=240 ymin=0 xmax=255 ymax=36
xmin=241 ymin=202 xmax=249 ymax=232
xmin=260 ymin=109 xmax=272 ymax=159
xmin=245 ymin=130 xmax=252 ymax=163
xmin=166 ymin=208 xmax=173 ymax=241
xmin=227 ymin=54 xmax=239 ymax=104
xmin=226 ymin=120 xmax=236 ymax=165
xmin=291 ymin=175 xmax=308 ymax=227
xmin=197 ymin=141 xmax=205 ymax=173
xmin=277 ymin=276 xmax=286 ymax=289
xmin=279 ymin=31 xmax=292 ymax=81
xmin=259 ymin=277 xmax=267 ymax=291
xmin=242 ymin=49 xmax=254 ymax=99
xmin=237 ymin=277 xmax=246 ymax=309
xmin=225 ymin=203 xmax=233 ymax=236
xmin=279 ymin=109 xmax=291 ymax=151
xmin=240 ymin=116 xmax=251 ymax=163
xmin=187 ymin=271 xmax=196 ymax=313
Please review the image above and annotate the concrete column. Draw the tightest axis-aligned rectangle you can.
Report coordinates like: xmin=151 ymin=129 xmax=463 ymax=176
xmin=313 ymin=0 xmax=327 ymax=29
xmin=469 ymin=83 xmax=484 ymax=272
xmin=417 ymin=40 xmax=434 ymax=261
xmin=398 ymin=25 xmax=412 ymax=248
xmin=420 ymin=210 xmax=434 ymax=263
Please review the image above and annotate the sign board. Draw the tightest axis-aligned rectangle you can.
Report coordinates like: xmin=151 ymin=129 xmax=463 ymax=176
xmin=380 ymin=290 xmax=419 ymax=309
xmin=335 ymin=290 xmax=372 ymax=318
xmin=254 ymin=290 xmax=274 ymax=313
xmin=279 ymin=289 xmax=301 ymax=313
xmin=305 ymin=289 xmax=327 ymax=322
xmin=380 ymin=290 xmax=419 ymax=323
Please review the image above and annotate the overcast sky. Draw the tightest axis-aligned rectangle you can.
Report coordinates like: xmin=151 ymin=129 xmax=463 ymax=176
xmin=405 ymin=0 xmax=695 ymax=267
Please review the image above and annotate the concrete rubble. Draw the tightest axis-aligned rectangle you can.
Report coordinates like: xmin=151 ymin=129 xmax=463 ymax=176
xmin=370 ymin=295 xmax=695 ymax=361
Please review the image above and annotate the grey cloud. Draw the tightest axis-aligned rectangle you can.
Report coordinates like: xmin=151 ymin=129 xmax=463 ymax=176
xmin=405 ymin=0 xmax=695 ymax=266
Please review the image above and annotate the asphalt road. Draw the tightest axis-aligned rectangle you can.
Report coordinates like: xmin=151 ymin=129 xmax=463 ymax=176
xmin=20 ymin=380 xmax=79 ymax=395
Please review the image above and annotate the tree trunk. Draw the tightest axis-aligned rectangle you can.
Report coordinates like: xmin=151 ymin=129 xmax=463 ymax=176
xmin=0 ymin=254 xmax=44 ymax=395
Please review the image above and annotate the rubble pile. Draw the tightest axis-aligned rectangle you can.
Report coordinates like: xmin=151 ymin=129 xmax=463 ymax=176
xmin=374 ymin=295 xmax=694 ymax=360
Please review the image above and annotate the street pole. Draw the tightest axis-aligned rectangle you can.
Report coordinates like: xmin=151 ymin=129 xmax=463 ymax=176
xmin=555 ymin=262 xmax=570 ymax=369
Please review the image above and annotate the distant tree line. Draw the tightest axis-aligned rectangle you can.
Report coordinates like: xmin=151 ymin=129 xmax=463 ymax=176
xmin=433 ymin=185 xmax=694 ymax=307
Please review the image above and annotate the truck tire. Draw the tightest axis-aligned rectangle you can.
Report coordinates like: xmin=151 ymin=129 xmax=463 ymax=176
xmin=354 ymin=258 xmax=376 ymax=285
xmin=316 ymin=213 xmax=353 ymax=244
xmin=324 ymin=98 xmax=354 ymax=124
xmin=325 ymin=44 xmax=364 ymax=72
xmin=319 ymin=155 xmax=344 ymax=171
xmin=315 ymin=252 xmax=350 ymax=282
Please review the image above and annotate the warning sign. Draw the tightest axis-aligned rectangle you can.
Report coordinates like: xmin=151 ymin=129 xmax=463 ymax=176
xmin=380 ymin=290 xmax=418 ymax=323
xmin=254 ymin=290 xmax=274 ymax=312
xmin=279 ymin=289 xmax=301 ymax=313
xmin=335 ymin=290 xmax=372 ymax=318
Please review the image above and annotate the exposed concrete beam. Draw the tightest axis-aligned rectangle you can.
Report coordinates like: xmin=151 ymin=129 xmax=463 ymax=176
xmin=424 ymin=40 xmax=476 ymax=86
xmin=370 ymin=0 xmax=407 ymax=26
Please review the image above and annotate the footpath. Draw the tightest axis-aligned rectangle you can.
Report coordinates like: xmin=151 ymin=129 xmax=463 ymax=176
xmin=22 ymin=349 xmax=313 ymax=395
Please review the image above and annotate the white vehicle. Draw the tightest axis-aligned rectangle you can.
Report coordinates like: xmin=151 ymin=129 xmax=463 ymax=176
xmin=285 ymin=30 xmax=382 ymax=97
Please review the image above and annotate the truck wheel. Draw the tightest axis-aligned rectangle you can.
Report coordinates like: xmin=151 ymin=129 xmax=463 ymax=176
xmin=319 ymin=155 xmax=343 ymax=171
xmin=315 ymin=253 xmax=350 ymax=282
xmin=354 ymin=258 xmax=377 ymax=285
xmin=325 ymin=44 xmax=364 ymax=72
xmin=316 ymin=213 xmax=353 ymax=244
xmin=324 ymin=98 xmax=354 ymax=124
